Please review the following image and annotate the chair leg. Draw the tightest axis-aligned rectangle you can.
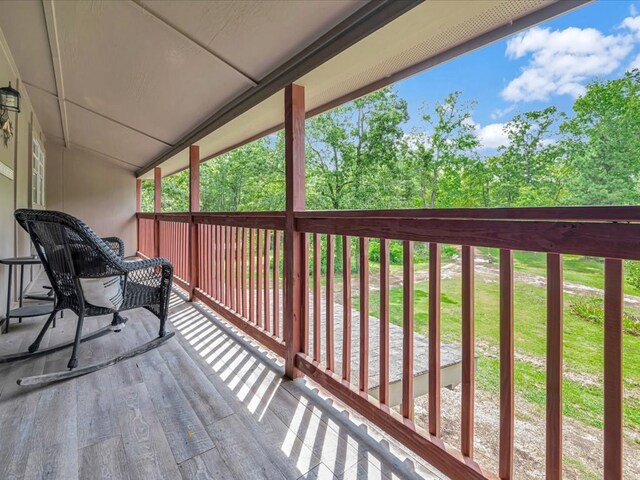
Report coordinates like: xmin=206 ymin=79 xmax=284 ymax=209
xmin=28 ymin=310 xmax=58 ymax=353
xmin=67 ymin=311 xmax=85 ymax=370
xmin=158 ymin=313 xmax=167 ymax=338
xmin=111 ymin=312 xmax=127 ymax=332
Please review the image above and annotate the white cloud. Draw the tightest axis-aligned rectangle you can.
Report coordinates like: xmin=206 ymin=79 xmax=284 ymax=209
xmin=476 ymin=123 xmax=508 ymax=150
xmin=502 ymin=21 xmax=638 ymax=102
xmin=622 ymin=15 xmax=640 ymax=39
xmin=490 ymin=105 xmax=515 ymax=120
xmin=629 ymin=53 xmax=640 ymax=71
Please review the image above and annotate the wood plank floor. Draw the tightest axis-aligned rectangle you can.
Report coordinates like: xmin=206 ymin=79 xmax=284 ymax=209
xmin=0 ymin=292 xmax=447 ymax=480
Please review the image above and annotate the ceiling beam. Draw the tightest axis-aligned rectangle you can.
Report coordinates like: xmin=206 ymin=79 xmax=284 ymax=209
xmin=136 ymin=0 xmax=422 ymax=178
xmin=42 ymin=0 xmax=70 ymax=148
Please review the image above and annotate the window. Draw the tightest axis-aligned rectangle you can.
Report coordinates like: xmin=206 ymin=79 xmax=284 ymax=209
xmin=32 ymin=137 xmax=45 ymax=207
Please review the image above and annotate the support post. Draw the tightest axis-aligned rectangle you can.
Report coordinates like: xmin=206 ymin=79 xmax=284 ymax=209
xmin=284 ymin=84 xmax=305 ymax=379
xmin=154 ymin=167 xmax=161 ymax=258
xmin=136 ymin=179 xmax=142 ymax=212
xmin=136 ymin=178 xmax=142 ymax=252
xmin=189 ymin=145 xmax=200 ymax=301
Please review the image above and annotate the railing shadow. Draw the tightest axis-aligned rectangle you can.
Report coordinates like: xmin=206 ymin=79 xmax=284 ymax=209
xmin=168 ymin=291 xmax=444 ymax=479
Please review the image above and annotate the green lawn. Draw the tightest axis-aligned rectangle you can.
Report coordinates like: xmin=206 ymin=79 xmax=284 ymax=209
xmin=362 ymin=271 xmax=640 ymax=431
xmin=478 ymin=247 xmax=640 ymax=296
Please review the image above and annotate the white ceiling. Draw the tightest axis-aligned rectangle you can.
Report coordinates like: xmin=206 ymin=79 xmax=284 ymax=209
xmin=0 ymin=0 xmax=587 ymax=177
xmin=0 ymin=0 xmax=365 ymax=170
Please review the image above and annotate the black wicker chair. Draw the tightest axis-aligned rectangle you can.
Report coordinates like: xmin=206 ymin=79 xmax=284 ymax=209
xmin=4 ymin=209 xmax=174 ymax=385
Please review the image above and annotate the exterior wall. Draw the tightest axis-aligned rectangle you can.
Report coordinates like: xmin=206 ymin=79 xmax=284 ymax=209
xmin=46 ymin=143 xmax=137 ymax=256
xmin=0 ymin=29 xmax=45 ymax=320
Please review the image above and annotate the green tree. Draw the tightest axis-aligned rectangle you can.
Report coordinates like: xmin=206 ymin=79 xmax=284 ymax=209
xmin=306 ymin=87 xmax=408 ymax=210
xmin=200 ymin=135 xmax=284 ymax=212
xmin=562 ymin=70 xmax=640 ymax=205
xmin=407 ymin=91 xmax=479 ymax=208
xmin=491 ymin=106 xmax=565 ymax=206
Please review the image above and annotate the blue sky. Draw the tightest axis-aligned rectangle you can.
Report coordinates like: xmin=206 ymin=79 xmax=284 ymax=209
xmin=394 ymin=0 xmax=640 ymax=149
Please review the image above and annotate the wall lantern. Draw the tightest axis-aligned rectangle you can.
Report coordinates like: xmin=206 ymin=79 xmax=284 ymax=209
xmin=0 ymin=82 xmax=20 ymax=147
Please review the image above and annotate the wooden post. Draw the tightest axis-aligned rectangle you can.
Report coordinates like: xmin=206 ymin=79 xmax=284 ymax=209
xmin=153 ymin=167 xmax=161 ymax=258
xmin=135 ymin=179 xmax=142 ymax=212
xmin=135 ymin=178 xmax=142 ymax=253
xmin=189 ymin=145 xmax=200 ymax=301
xmin=284 ymin=83 xmax=305 ymax=379
xmin=604 ymin=258 xmax=623 ymax=480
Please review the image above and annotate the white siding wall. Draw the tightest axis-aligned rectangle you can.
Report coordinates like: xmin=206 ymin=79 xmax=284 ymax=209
xmin=0 ymin=30 xmax=46 ymax=320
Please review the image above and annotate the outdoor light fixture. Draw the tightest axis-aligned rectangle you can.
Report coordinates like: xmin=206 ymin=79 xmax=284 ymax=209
xmin=0 ymin=82 xmax=20 ymax=147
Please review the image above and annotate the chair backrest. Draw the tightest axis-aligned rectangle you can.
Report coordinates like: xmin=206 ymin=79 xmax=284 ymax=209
xmin=15 ymin=209 xmax=124 ymax=310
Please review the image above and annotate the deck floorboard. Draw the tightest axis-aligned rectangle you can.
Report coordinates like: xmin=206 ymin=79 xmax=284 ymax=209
xmin=0 ymin=292 xmax=446 ymax=479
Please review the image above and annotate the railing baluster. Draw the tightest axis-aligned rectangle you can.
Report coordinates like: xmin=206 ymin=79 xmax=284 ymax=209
xmin=249 ymin=229 xmax=255 ymax=323
xmin=326 ymin=234 xmax=335 ymax=372
xmin=216 ymin=225 xmax=221 ymax=301
xmin=500 ymin=249 xmax=514 ymax=479
xmin=604 ymin=258 xmax=623 ymax=480
xmin=429 ymin=242 xmax=441 ymax=436
xmin=313 ymin=233 xmax=321 ymax=362
xmin=273 ymin=231 xmax=280 ymax=337
xmin=461 ymin=245 xmax=475 ymax=458
xmin=359 ymin=237 xmax=369 ymax=393
xmin=264 ymin=229 xmax=271 ymax=333
xmin=226 ymin=226 xmax=232 ymax=308
xmin=242 ymin=228 xmax=248 ymax=318
xmin=257 ymin=229 xmax=264 ymax=328
xmin=343 ymin=235 xmax=352 ymax=383
xmin=546 ymin=253 xmax=563 ymax=480
xmin=380 ymin=238 xmax=390 ymax=406
xmin=402 ymin=241 xmax=414 ymax=420
xmin=211 ymin=226 xmax=216 ymax=298
xmin=230 ymin=227 xmax=236 ymax=311
xmin=302 ymin=233 xmax=310 ymax=354
xmin=211 ymin=225 xmax=216 ymax=299
xmin=198 ymin=225 xmax=209 ymax=293
xmin=236 ymin=228 xmax=242 ymax=314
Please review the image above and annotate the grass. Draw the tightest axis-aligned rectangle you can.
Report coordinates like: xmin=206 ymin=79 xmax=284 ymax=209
xmin=478 ymin=247 xmax=640 ymax=296
xmin=361 ymin=268 xmax=640 ymax=431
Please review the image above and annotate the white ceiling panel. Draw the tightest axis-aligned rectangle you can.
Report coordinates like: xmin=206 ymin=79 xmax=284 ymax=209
xmin=25 ymin=86 xmax=64 ymax=139
xmin=150 ymin=90 xmax=284 ymax=179
xmin=54 ymin=0 xmax=254 ymax=145
xmin=66 ymin=102 xmax=167 ymax=169
xmin=139 ymin=0 xmax=366 ymax=81
xmin=0 ymin=0 xmax=56 ymax=94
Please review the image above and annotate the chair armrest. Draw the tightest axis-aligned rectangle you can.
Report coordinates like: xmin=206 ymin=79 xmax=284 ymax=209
xmin=122 ymin=256 xmax=172 ymax=272
xmin=101 ymin=237 xmax=125 ymax=258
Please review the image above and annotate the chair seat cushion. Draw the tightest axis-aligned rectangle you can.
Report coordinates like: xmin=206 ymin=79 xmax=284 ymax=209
xmin=79 ymin=276 xmax=124 ymax=310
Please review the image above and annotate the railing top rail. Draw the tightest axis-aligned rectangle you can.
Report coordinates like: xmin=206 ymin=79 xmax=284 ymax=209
xmin=138 ymin=206 xmax=640 ymax=222
xmin=295 ymin=206 xmax=640 ymax=222
xmin=296 ymin=216 xmax=640 ymax=261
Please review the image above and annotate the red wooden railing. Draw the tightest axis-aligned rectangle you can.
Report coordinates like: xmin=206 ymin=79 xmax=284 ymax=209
xmin=158 ymin=215 xmax=190 ymax=287
xmin=137 ymin=215 xmax=155 ymax=259
xmin=136 ymin=206 xmax=639 ymax=480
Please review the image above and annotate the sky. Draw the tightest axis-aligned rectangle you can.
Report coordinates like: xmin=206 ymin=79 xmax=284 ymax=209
xmin=394 ymin=0 xmax=640 ymax=150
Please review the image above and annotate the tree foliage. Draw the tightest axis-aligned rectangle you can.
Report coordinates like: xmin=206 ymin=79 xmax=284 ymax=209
xmin=147 ymin=74 xmax=640 ymax=214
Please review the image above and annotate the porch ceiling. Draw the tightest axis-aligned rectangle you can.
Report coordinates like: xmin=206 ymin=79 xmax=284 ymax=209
xmin=0 ymin=1 xmax=589 ymax=177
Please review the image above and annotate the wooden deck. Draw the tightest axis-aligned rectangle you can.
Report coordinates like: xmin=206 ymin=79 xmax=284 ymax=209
xmin=0 ymin=292 xmax=446 ymax=480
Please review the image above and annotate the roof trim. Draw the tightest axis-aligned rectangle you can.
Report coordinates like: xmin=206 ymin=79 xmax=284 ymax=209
xmin=304 ymin=0 xmax=591 ymax=120
xmin=136 ymin=0 xmax=422 ymax=177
